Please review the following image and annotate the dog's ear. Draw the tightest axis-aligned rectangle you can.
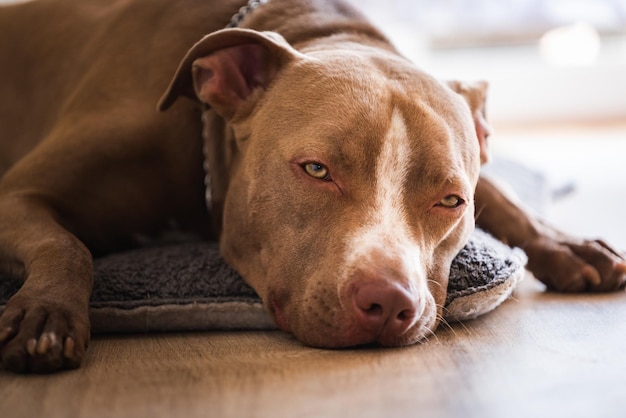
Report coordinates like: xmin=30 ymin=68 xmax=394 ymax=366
xmin=446 ymin=80 xmax=492 ymax=165
xmin=158 ymin=28 xmax=300 ymax=119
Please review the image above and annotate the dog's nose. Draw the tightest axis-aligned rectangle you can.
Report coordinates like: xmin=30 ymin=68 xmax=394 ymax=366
xmin=350 ymin=280 xmax=419 ymax=343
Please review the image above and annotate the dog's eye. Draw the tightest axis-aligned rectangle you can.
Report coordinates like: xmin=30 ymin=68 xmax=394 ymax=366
xmin=438 ymin=195 xmax=464 ymax=209
xmin=303 ymin=163 xmax=331 ymax=181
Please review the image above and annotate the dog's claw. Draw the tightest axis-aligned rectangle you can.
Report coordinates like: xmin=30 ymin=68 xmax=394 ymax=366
xmin=36 ymin=332 xmax=59 ymax=355
xmin=63 ymin=337 xmax=75 ymax=359
xmin=36 ymin=335 xmax=49 ymax=355
xmin=26 ymin=338 xmax=37 ymax=356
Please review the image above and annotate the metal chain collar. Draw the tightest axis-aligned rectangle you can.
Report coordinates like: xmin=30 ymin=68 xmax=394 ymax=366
xmin=227 ymin=0 xmax=269 ymax=28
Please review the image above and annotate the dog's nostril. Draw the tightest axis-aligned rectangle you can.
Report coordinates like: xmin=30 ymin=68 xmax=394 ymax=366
xmin=397 ymin=308 xmax=414 ymax=321
xmin=363 ymin=303 xmax=383 ymax=316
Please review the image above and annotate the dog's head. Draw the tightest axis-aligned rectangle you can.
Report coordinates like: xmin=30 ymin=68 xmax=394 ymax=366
xmin=160 ymin=29 xmax=486 ymax=347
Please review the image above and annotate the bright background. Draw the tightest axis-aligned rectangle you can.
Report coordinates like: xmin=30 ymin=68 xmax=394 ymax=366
xmin=352 ymin=0 xmax=626 ymax=125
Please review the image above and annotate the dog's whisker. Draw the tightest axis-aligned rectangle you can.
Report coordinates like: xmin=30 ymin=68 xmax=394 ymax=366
xmin=447 ymin=316 xmax=472 ymax=336
xmin=437 ymin=314 xmax=455 ymax=334
xmin=424 ymin=326 xmax=440 ymax=343
xmin=474 ymin=204 xmax=486 ymax=222
xmin=427 ymin=279 xmax=443 ymax=289
xmin=435 ymin=308 xmax=468 ymax=338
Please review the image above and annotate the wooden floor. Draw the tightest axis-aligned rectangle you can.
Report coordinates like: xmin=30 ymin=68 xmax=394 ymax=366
xmin=2 ymin=276 xmax=625 ymax=418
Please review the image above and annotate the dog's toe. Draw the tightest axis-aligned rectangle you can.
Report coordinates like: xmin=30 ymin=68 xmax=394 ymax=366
xmin=568 ymin=240 xmax=626 ymax=292
xmin=525 ymin=236 xmax=626 ymax=293
xmin=0 ymin=296 xmax=89 ymax=373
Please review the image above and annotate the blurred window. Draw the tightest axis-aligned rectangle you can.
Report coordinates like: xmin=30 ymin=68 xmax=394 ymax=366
xmin=357 ymin=0 xmax=626 ymax=47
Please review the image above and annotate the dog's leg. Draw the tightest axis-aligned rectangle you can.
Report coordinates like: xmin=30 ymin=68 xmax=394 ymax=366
xmin=447 ymin=79 xmax=626 ymax=292
xmin=0 ymin=107 xmax=206 ymax=373
xmin=475 ymin=176 xmax=626 ymax=292
xmin=0 ymin=198 xmax=93 ymax=373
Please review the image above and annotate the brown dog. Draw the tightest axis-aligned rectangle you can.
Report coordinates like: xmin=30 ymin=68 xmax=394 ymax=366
xmin=0 ymin=0 xmax=624 ymax=373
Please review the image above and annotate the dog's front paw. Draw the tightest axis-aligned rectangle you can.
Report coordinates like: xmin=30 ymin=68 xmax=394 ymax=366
xmin=524 ymin=236 xmax=626 ymax=293
xmin=0 ymin=292 xmax=90 ymax=373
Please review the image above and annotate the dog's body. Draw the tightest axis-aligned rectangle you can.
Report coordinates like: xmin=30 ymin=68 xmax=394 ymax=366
xmin=1 ymin=0 xmax=624 ymax=373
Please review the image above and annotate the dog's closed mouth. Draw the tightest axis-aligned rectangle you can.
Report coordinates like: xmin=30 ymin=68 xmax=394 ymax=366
xmin=269 ymin=296 xmax=291 ymax=333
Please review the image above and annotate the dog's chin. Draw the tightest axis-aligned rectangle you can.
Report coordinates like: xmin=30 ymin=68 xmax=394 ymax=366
xmin=289 ymin=321 xmax=437 ymax=349
xmin=269 ymin=294 xmax=440 ymax=349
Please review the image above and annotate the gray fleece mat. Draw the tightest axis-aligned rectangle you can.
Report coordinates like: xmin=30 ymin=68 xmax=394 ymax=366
xmin=0 ymin=228 xmax=526 ymax=333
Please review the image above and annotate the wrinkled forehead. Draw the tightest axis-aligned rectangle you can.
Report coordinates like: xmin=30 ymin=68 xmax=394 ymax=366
xmin=259 ymin=46 xmax=480 ymax=178
xmin=292 ymin=48 xmax=472 ymax=128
